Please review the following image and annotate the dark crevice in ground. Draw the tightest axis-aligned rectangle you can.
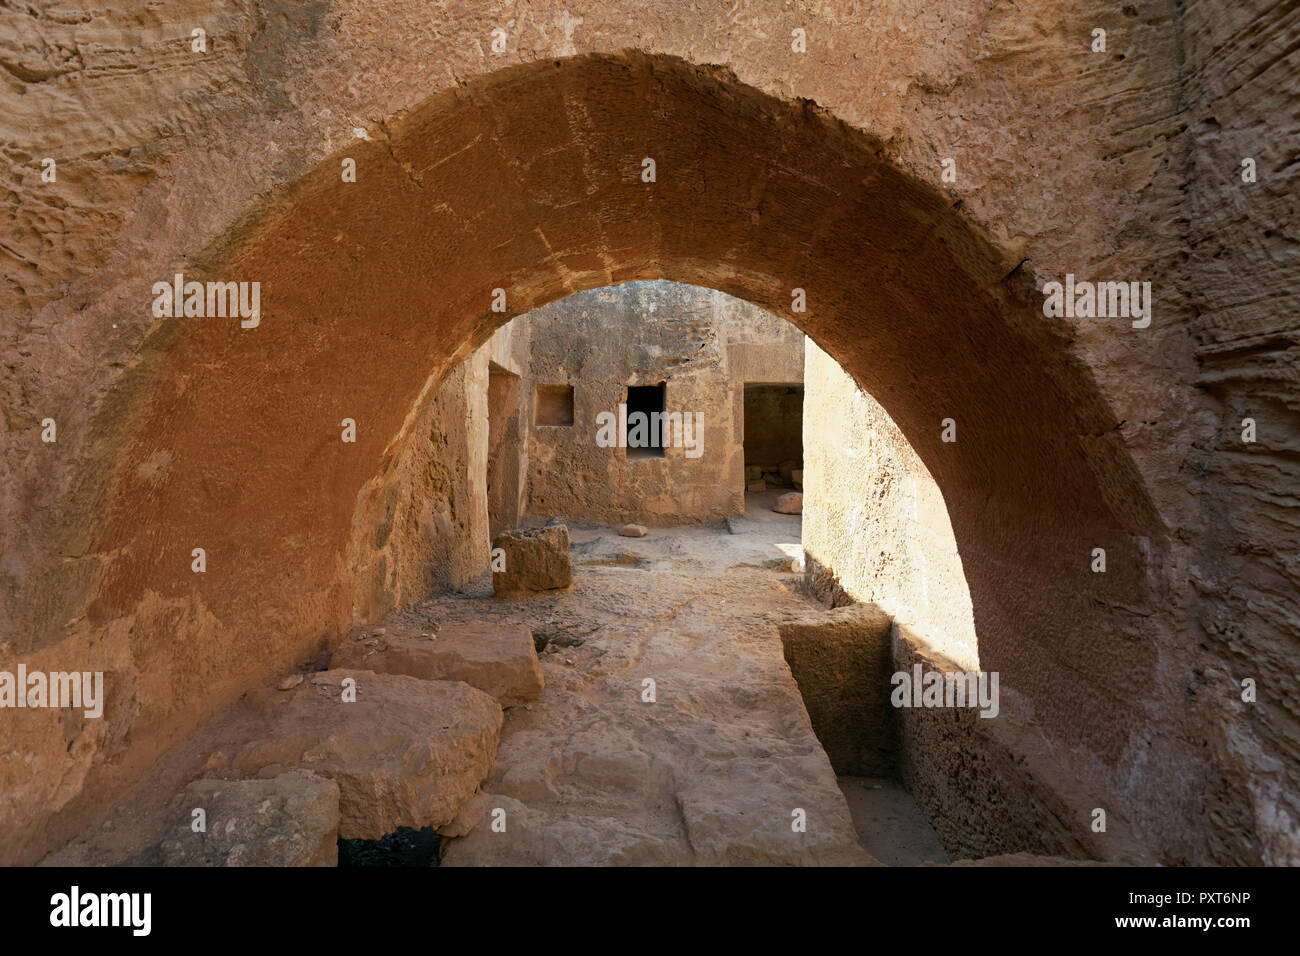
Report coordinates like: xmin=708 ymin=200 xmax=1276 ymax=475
xmin=338 ymin=827 xmax=442 ymax=867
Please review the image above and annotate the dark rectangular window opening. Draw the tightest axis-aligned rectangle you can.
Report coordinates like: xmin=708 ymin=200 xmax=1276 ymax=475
xmin=626 ymin=383 xmax=666 ymax=459
xmin=535 ymin=384 xmax=574 ymax=426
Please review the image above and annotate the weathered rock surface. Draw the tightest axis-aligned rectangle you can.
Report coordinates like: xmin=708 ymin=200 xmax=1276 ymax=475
xmin=772 ymin=492 xmax=802 ymax=514
xmin=435 ymin=520 xmax=876 ymax=867
xmin=524 ymin=283 xmax=789 ymax=525
xmin=435 ymin=789 xmax=492 ymax=838
xmin=889 ymin=626 xmax=1147 ymax=862
xmin=2 ymin=1 xmax=1294 ymax=869
xmin=492 ymin=526 xmax=573 ymax=594
xmin=618 ymin=523 xmax=647 ymax=538
xmin=937 ymin=854 xmax=1112 ymax=867
xmin=158 ymin=771 xmax=339 ymax=867
xmin=204 ymin=670 xmax=503 ymax=839
xmin=435 ymin=790 xmax=526 ymax=841
xmin=779 ymin=606 xmax=896 ymax=776
xmin=332 ymin=622 xmax=544 ymax=707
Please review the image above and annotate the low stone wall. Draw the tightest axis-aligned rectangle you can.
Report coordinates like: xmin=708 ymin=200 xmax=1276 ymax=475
xmin=778 ymin=605 xmax=897 ymax=776
xmin=775 ymin=603 xmax=1136 ymax=862
xmin=891 ymin=624 xmax=1145 ymax=863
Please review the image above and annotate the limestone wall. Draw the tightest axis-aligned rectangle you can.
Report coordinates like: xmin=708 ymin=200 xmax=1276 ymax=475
xmin=0 ymin=0 xmax=1293 ymax=865
xmin=349 ymin=323 xmax=531 ymax=617
xmin=800 ymin=337 xmax=1138 ymax=861
xmin=890 ymin=624 xmax=1146 ymax=862
xmin=803 ymin=340 xmax=978 ymax=671
xmin=522 ymin=281 xmax=802 ymax=525
xmin=779 ymin=605 xmax=898 ymax=778
xmin=1175 ymin=0 xmax=1300 ymax=867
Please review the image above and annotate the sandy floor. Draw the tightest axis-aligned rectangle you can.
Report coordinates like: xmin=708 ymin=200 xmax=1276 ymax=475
xmin=837 ymin=776 xmax=951 ymax=866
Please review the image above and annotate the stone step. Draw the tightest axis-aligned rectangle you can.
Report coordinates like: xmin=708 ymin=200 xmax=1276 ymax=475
xmin=332 ymin=622 xmax=544 ymax=707
xmin=201 ymin=669 xmax=502 ymax=840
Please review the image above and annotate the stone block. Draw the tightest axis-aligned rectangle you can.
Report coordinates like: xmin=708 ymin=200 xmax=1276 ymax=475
xmin=773 ymin=491 xmax=803 ymax=514
xmin=492 ymin=526 xmax=573 ymax=594
xmin=207 ymin=670 xmax=502 ymax=838
xmin=333 ymin=622 xmax=544 ymax=706
xmin=778 ymin=605 xmax=896 ymax=775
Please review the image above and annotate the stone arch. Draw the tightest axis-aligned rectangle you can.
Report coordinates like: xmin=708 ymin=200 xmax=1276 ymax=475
xmin=30 ymin=51 xmax=1170 ymax=861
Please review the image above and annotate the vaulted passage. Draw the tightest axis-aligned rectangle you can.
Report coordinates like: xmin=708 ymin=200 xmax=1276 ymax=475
xmin=48 ymin=280 xmax=975 ymax=866
xmin=350 ymin=281 xmax=970 ymax=863
xmin=8 ymin=47 xmax=1255 ymax=867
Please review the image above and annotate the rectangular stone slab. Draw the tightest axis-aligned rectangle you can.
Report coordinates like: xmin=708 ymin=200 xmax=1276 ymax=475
xmin=333 ymin=623 xmax=544 ymax=707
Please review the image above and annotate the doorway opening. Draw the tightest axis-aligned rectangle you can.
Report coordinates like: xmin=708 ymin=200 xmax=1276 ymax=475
xmin=487 ymin=363 xmax=524 ymax=538
xmin=743 ymin=383 xmax=804 ymax=498
xmin=626 ymin=383 xmax=666 ymax=459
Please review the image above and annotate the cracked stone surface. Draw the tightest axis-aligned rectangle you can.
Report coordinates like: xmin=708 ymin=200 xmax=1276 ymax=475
xmin=158 ymin=771 xmax=340 ymax=867
xmin=42 ymin=670 xmax=503 ymax=863
xmin=378 ymin=505 xmax=875 ymax=865
xmin=4 ymin=1 xmax=1294 ymax=868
